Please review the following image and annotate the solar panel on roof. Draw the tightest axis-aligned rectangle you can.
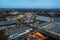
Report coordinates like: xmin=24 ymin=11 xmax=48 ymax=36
xmin=0 ymin=20 xmax=19 ymax=27
xmin=7 ymin=27 xmax=32 ymax=39
xmin=37 ymin=22 xmax=52 ymax=28
xmin=49 ymin=24 xmax=60 ymax=35
xmin=36 ymin=16 xmax=50 ymax=22
xmin=54 ymin=18 xmax=60 ymax=22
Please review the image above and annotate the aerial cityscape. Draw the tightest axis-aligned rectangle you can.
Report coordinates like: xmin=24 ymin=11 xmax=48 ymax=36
xmin=0 ymin=0 xmax=60 ymax=40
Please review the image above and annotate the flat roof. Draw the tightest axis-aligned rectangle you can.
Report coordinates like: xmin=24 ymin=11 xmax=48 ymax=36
xmin=37 ymin=22 xmax=52 ymax=28
xmin=48 ymin=23 xmax=60 ymax=36
xmin=0 ymin=20 xmax=19 ymax=27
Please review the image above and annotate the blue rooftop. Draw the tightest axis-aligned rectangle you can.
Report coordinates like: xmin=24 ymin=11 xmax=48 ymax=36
xmin=0 ymin=20 xmax=19 ymax=27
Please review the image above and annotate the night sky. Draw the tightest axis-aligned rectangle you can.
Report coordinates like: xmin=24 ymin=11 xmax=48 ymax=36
xmin=0 ymin=0 xmax=60 ymax=9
